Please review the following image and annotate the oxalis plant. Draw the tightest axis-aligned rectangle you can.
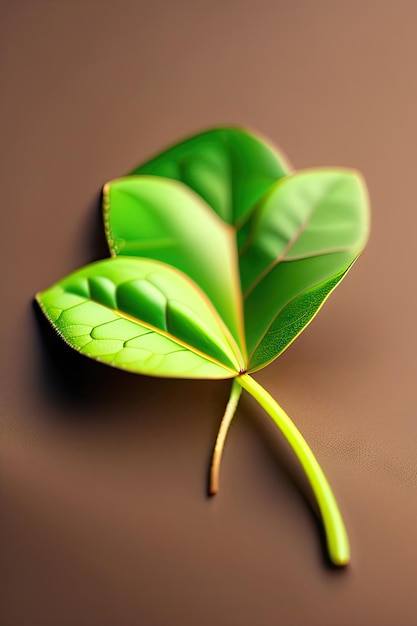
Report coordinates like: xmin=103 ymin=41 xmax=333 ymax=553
xmin=36 ymin=127 xmax=369 ymax=566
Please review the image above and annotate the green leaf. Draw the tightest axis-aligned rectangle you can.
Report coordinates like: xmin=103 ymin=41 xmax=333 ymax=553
xmin=36 ymin=257 xmax=244 ymax=379
xmin=130 ymin=126 xmax=291 ymax=225
xmin=240 ymin=169 xmax=370 ymax=369
xmin=103 ymin=176 xmax=246 ymax=358
xmin=104 ymin=167 xmax=369 ymax=372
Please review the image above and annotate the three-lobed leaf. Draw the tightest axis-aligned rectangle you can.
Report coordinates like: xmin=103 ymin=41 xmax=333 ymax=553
xmin=104 ymin=129 xmax=369 ymax=374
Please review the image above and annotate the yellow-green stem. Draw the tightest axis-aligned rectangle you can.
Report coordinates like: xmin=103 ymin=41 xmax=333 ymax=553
xmin=236 ymin=373 xmax=350 ymax=566
xmin=209 ymin=379 xmax=242 ymax=495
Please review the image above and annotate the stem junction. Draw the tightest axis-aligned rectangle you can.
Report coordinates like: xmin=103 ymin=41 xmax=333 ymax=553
xmin=210 ymin=373 xmax=350 ymax=566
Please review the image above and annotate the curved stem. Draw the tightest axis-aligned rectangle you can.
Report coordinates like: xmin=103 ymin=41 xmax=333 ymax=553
xmin=236 ymin=373 xmax=350 ymax=566
xmin=209 ymin=379 xmax=242 ymax=495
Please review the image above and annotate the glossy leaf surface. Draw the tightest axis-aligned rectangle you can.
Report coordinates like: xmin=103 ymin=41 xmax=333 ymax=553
xmin=105 ymin=161 xmax=369 ymax=373
xmin=36 ymin=258 xmax=242 ymax=378
xmin=103 ymin=176 xmax=245 ymax=357
xmin=130 ymin=127 xmax=291 ymax=225
xmin=241 ymin=169 xmax=369 ymax=368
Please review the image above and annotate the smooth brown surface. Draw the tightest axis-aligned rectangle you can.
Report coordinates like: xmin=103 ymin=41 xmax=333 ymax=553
xmin=1 ymin=2 xmax=416 ymax=625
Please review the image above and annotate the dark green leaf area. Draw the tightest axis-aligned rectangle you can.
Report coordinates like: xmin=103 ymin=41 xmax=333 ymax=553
xmin=37 ymin=258 xmax=242 ymax=379
xmin=248 ymin=270 xmax=348 ymax=371
xmin=116 ymin=279 xmax=167 ymax=330
xmin=245 ymin=251 xmax=354 ymax=360
xmin=131 ymin=127 xmax=290 ymax=225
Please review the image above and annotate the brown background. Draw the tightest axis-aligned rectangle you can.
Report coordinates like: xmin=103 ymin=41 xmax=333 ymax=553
xmin=1 ymin=1 xmax=416 ymax=625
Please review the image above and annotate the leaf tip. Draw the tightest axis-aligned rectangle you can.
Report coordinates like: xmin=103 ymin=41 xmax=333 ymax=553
xmin=102 ymin=180 xmax=111 ymax=198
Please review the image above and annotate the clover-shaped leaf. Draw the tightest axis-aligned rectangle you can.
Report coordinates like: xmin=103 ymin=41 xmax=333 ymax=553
xmin=36 ymin=127 xmax=370 ymax=567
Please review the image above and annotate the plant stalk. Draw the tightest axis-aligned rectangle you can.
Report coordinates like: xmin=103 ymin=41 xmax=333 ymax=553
xmin=209 ymin=379 xmax=242 ymax=495
xmin=236 ymin=373 xmax=350 ymax=566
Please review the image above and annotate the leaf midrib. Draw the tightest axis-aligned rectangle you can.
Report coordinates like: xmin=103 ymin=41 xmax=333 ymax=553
xmin=241 ymin=177 xmax=353 ymax=299
xmin=62 ymin=288 xmax=239 ymax=375
xmin=104 ymin=177 xmax=248 ymax=367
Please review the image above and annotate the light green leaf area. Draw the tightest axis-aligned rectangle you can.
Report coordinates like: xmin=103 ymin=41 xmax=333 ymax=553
xmin=36 ymin=258 xmax=244 ymax=379
xmin=241 ymin=169 xmax=369 ymax=368
xmin=103 ymin=176 xmax=245 ymax=358
xmin=130 ymin=127 xmax=291 ymax=225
